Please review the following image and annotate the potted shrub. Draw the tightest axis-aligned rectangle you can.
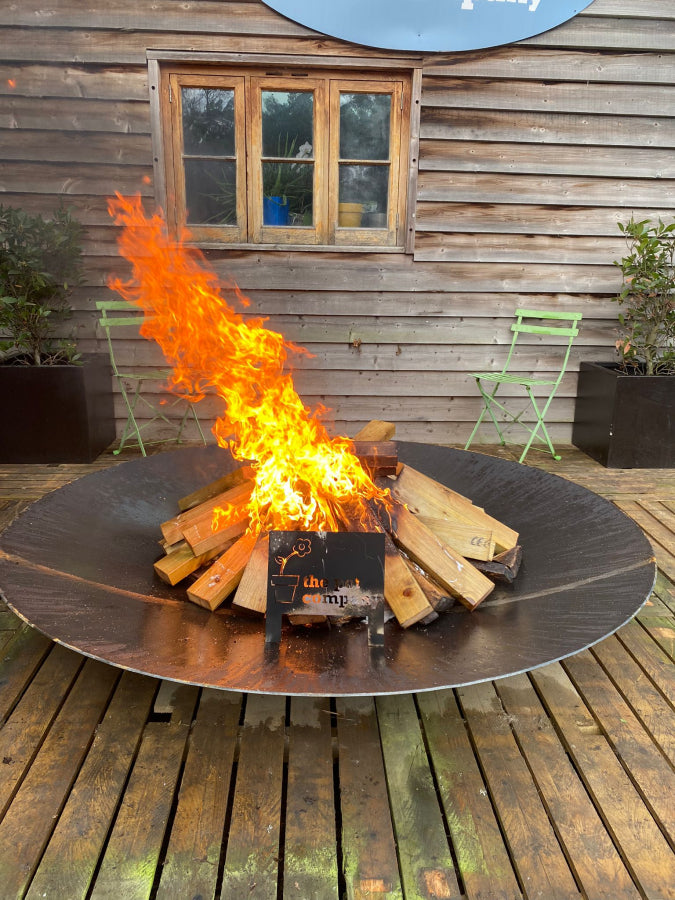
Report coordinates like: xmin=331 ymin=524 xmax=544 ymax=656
xmin=0 ymin=204 xmax=115 ymax=463
xmin=572 ymin=217 xmax=675 ymax=467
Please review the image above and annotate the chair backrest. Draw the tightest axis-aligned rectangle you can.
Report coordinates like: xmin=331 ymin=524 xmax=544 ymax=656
xmin=96 ymin=300 xmax=151 ymax=377
xmin=502 ymin=308 xmax=583 ymax=383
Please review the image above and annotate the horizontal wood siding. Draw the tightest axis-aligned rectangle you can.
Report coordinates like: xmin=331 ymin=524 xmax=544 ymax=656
xmin=1 ymin=0 xmax=673 ymax=444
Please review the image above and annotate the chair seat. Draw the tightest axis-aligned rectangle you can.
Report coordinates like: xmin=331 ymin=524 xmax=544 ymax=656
xmin=470 ymin=372 xmax=558 ymax=387
xmin=116 ymin=368 xmax=175 ymax=381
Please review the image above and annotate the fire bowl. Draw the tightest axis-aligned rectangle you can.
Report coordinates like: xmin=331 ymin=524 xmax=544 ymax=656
xmin=0 ymin=443 xmax=656 ymax=696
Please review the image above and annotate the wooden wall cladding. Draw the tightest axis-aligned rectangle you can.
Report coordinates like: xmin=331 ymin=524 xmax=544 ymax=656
xmin=1 ymin=1 xmax=673 ymax=443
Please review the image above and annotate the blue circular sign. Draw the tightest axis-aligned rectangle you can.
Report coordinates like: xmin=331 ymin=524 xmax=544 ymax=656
xmin=263 ymin=0 xmax=596 ymax=53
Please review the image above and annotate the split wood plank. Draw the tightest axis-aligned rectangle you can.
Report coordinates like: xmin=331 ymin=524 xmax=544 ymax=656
xmin=531 ymin=662 xmax=675 ymax=898
xmin=156 ymin=689 xmax=243 ymax=900
xmin=404 ymin=561 xmax=455 ymax=614
xmin=221 ymin=694 xmax=286 ymax=899
xmin=335 ymin=696 xmax=402 ymax=900
xmin=375 ymin=694 xmax=460 ymax=899
xmin=387 ymin=464 xmax=518 ymax=553
xmin=0 ymin=659 xmax=119 ymax=900
xmin=352 ymin=420 xmax=396 ymax=441
xmin=416 ymin=514 xmax=495 ymax=561
xmin=563 ymin=649 xmax=675 ymax=834
xmin=160 ymin=480 xmax=252 ymax=547
xmin=351 ymin=440 xmax=398 ymax=477
xmin=284 ymin=697 xmax=340 ymax=900
xmin=0 ymin=625 xmax=52 ymax=725
xmin=495 ymin=673 xmax=641 ymax=900
xmin=385 ymin=499 xmax=494 ymax=609
xmin=187 ymin=531 xmax=258 ymax=610
xmin=593 ymin=633 xmax=675 ymax=762
xmin=457 ymin=680 xmax=580 ymax=899
xmin=25 ymin=671 xmax=158 ymax=900
xmin=153 ymin=538 xmax=230 ymax=585
xmin=232 ymin=532 xmax=270 ymax=615
xmin=0 ymin=643 xmax=83 ymax=820
xmin=89 ymin=683 xmax=199 ymax=900
xmin=416 ymin=689 xmax=521 ymax=900
xmin=177 ymin=464 xmax=254 ymax=511
xmin=348 ymin=507 xmax=433 ymax=627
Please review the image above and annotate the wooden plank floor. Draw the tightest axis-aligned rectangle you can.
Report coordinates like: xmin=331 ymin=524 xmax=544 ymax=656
xmin=0 ymin=444 xmax=674 ymax=900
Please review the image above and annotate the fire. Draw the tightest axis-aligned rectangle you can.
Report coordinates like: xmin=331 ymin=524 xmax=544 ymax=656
xmin=107 ymin=193 xmax=388 ymax=533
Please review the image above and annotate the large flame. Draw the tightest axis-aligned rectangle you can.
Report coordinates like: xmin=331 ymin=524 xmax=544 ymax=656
xmin=107 ymin=194 xmax=387 ymax=533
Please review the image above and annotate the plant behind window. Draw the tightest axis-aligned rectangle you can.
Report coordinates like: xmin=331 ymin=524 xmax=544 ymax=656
xmin=0 ymin=205 xmax=83 ymax=366
xmin=614 ymin=217 xmax=675 ymax=376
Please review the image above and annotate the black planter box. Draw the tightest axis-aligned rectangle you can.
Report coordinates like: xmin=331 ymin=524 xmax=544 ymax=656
xmin=572 ymin=361 xmax=675 ymax=468
xmin=0 ymin=353 xmax=116 ymax=463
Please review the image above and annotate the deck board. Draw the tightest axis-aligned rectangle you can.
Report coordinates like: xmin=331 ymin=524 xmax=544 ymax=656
xmin=0 ymin=445 xmax=674 ymax=899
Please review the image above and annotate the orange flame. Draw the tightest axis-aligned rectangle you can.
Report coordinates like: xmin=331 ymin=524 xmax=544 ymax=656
xmin=107 ymin=194 xmax=387 ymax=533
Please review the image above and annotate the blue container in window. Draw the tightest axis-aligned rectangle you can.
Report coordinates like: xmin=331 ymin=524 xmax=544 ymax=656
xmin=263 ymin=196 xmax=289 ymax=226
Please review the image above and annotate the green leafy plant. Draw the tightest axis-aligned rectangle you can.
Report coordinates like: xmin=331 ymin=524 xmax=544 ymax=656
xmin=613 ymin=217 xmax=675 ymax=376
xmin=0 ymin=204 xmax=83 ymax=366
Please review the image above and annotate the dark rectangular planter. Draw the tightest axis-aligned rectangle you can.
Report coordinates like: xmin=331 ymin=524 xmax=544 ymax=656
xmin=572 ymin=361 xmax=675 ymax=468
xmin=0 ymin=353 xmax=116 ymax=463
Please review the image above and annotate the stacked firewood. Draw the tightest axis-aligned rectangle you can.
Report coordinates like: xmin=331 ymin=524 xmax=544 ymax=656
xmin=154 ymin=421 xmax=521 ymax=627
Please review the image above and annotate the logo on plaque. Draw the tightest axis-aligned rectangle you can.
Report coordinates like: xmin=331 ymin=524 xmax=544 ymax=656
xmin=266 ymin=531 xmax=385 ymax=646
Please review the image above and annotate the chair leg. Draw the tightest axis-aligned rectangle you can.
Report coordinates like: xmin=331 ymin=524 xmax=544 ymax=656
xmin=517 ymin=388 xmax=560 ymax=463
xmin=465 ymin=381 xmax=505 ymax=450
xmin=115 ymin=380 xmax=147 ymax=456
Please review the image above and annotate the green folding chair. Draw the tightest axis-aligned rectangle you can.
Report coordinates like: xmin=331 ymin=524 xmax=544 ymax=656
xmin=96 ymin=300 xmax=207 ymax=456
xmin=464 ymin=308 xmax=582 ymax=463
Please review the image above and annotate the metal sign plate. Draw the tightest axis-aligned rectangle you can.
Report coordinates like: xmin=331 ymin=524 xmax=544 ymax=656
xmin=263 ymin=0 xmax=596 ymax=52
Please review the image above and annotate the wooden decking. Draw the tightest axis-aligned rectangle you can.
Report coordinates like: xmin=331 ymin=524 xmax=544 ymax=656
xmin=0 ymin=445 xmax=674 ymax=900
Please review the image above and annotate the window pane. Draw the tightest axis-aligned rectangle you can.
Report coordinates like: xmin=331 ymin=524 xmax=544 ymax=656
xmin=185 ymin=159 xmax=237 ymax=225
xmin=339 ymin=93 xmax=391 ymax=161
xmin=261 ymin=91 xmax=314 ymax=158
xmin=262 ymin=161 xmax=313 ymax=226
xmin=338 ymin=165 xmax=389 ymax=228
xmin=181 ymin=88 xmax=235 ymax=157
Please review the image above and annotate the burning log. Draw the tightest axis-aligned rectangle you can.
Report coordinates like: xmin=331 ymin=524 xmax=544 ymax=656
xmin=352 ymin=420 xmax=396 ymax=441
xmin=151 ymin=421 xmax=518 ymax=624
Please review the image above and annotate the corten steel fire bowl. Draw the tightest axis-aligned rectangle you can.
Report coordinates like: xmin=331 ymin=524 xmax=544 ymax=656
xmin=0 ymin=443 xmax=656 ymax=697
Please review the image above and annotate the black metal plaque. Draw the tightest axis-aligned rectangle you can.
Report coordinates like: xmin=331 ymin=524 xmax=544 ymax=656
xmin=0 ymin=443 xmax=657 ymax=696
xmin=265 ymin=531 xmax=385 ymax=646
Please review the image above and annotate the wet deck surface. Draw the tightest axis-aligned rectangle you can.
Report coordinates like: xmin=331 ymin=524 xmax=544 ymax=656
xmin=0 ymin=444 xmax=674 ymax=899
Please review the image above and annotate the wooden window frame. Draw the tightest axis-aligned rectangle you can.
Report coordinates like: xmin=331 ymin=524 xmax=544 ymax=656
xmin=149 ymin=54 xmax=421 ymax=253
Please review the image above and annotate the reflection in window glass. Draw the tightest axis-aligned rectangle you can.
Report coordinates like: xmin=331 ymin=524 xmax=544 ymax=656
xmin=261 ymin=91 xmax=313 ymax=157
xmin=339 ymin=93 xmax=391 ymax=161
xmin=185 ymin=159 xmax=237 ymax=225
xmin=262 ymin=161 xmax=313 ymax=226
xmin=181 ymin=88 xmax=235 ymax=157
xmin=338 ymin=164 xmax=389 ymax=228
xmin=261 ymin=91 xmax=314 ymax=227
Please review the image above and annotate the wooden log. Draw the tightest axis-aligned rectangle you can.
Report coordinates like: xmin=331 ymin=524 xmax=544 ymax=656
xmin=352 ymin=441 xmax=398 ymax=478
xmin=153 ymin=540 xmax=231 ymax=586
xmin=347 ymin=507 xmax=434 ymax=628
xmin=473 ymin=545 xmax=523 ymax=584
xmin=416 ymin=515 xmax=496 ymax=561
xmin=352 ymin=420 xmax=396 ymax=441
xmin=187 ymin=532 xmax=258 ymax=612
xmin=232 ymin=534 xmax=270 ymax=615
xmin=383 ymin=499 xmax=495 ymax=610
xmin=387 ymin=465 xmax=518 ymax=553
xmin=160 ymin=481 xmax=252 ymax=546
xmin=405 ymin=561 xmax=455 ymax=614
xmin=177 ymin=465 xmax=254 ymax=512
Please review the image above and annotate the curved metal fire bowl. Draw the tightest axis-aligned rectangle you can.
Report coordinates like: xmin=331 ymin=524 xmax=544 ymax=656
xmin=0 ymin=443 xmax=656 ymax=696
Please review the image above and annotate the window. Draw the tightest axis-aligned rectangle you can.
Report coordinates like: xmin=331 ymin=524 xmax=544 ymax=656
xmin=158 ymin=64 xmax=413 ymax=249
